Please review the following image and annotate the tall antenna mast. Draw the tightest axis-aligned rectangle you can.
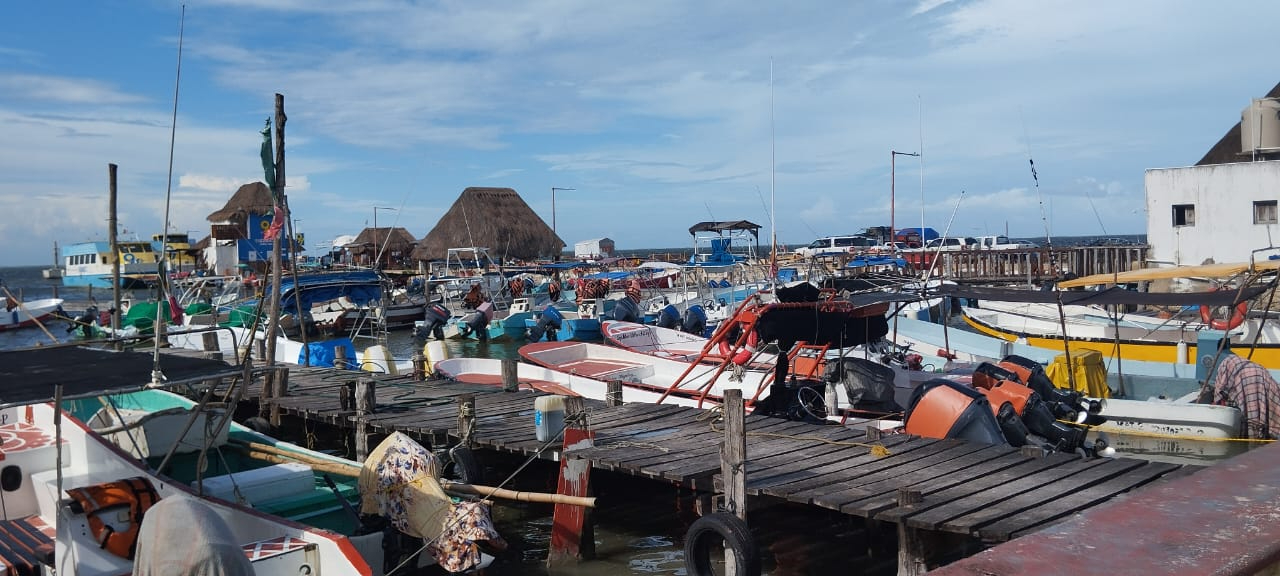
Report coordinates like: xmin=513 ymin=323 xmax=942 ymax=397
xmin=153 ymin=4 xmax=185 ymax=385
xmin=770 ymin=59 xmax=777 ymax=283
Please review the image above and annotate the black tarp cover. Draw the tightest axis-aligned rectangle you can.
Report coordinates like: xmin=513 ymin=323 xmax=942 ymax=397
xmin=937 ymin=283 xmax=1271 ymax=307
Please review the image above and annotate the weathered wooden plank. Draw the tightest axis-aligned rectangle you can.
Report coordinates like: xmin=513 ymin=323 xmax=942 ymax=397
xmin=769 ymin=439 xmax=970 ymax=506
xmin=642 ymin=418 xmax=838 ymax=480
xmin=875 ymin=452 xmax=1079 ymax=525
xmin=799 ymin=442 xmax=998 ymax=510
xmin=989 ymin=461 xmax=1180 ymax=541
xmin=936 ymin=458 xmax=1151 ymax=536
xmin=842 ymin=448 xmax=1026 ymax=517
xmin=902 ymin=457 xmax=1110 ymax=531
xmin=744 ymin=435 xmax=931 ymax=494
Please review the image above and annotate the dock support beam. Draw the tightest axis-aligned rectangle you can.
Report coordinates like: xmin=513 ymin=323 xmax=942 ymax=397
xmin=606 ymin=380 xmax=623 ymax=406
xmin=412 ymin=353 xmax=425 ymax=381
xmin=501 ymin=359 xmax=518 ymax=392
xmin=269 ymin=366 xmax=288 ymax=427
xmin=457 ymin=394 xmax=476 ymax=449
xmin=720 ymin=389 xmax=748 ymax=575
xmin=354 ymin=377 xmax=376 ymax=461
xmin=548 ymin=396 xmax=595 ymax=567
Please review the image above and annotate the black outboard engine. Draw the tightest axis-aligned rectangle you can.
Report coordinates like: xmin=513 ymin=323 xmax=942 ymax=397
xmin=69 ymin=305 xmax=99 ymax=337
xmin=1001 ymin=354 xmax=1105 ymax=425
xmin=457 ymin=302 xmax=494 ymax=342
xmin=655 ymin=304 xmax=681 ymax=329
xmin=416 ymin=304 xmax=450 ymax=340
xmin=609 ymin=297 xmax=643 ymax=323
xmin=681 ymin=305 xmax=707 ymax=336
xmin=526 ymin=305 xmax=564 ymax=341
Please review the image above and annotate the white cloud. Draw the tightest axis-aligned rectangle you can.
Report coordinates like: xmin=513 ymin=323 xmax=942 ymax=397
xmin=0 ymin=74 xmax=146 ymax=105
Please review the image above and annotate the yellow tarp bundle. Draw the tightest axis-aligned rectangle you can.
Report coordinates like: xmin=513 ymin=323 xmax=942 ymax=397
xmin=1045 ymin=349 xmax=1111 ymax=398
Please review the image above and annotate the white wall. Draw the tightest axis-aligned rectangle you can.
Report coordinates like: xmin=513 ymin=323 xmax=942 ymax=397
xmin=1145 ymin=161 xmax=1280 ymax=266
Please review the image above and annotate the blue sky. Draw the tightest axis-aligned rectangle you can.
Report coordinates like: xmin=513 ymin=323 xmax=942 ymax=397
xmin=2 ymin=0 xmax=1277 ymax=266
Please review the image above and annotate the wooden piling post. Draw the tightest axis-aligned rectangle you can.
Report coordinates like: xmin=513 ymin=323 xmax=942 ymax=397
xmin=201 ymin=331 xmax=219 ymax=352
xmin=257 ymin=369 xmax=274 ymax=420
xmin=334 ymin=345 xmax=348 ymax=370
xmin=254 ymin=338 xmax=266 ymax=362
xmin=548 ymin=395 xmax=595 ymax=567
xmin=501 ymin=359 xmax=519 ymax=392
xmin=721 ymin=389 xmax=747 ymax=520
xmin=269 ymin=366 xmax=289 ymax=427
xmin=606 ymin=380 xmax=623 ymax=406
xmin=354 ymin=377 xmax=376 ymax=461
xmin=896 ymin=488 xmax=930 ymax=576
xmin=457 ymin=394 xmax=476 ymax=449
xmin=412 ymin=353 xmax=425 ymax=381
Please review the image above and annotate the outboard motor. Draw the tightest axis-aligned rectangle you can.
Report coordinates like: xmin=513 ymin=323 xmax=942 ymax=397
xmin=904 ymin=379 xmax=1007 ymax=445
xmin=973 ymin=362 xmax=1088 ymax=452
xmin=655 ymin=305 xmax=681 ymax=329
xmin=680 ymin=305 xmax=707 ymax=336
xmin=458 ymin=302 xmax=495 ymax=341
xmin=999 ymin=355 xmax=1105 ymax=425
xmin=416 ymin=304 xmax=450 ymax=340
xmin=526 ymin=305 xmax=564 ymax=341
xmin=609 ymin=297 xmax=642 ymax=323
xmin=68 ymin=305 xmax=99 ymax=338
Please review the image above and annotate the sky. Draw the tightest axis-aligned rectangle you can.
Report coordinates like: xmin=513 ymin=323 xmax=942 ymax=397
xmin=2 ymin=1 xmax=1278 ymax=266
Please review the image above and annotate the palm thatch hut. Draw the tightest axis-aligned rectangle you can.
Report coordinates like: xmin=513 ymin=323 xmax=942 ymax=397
xmin=413 ymin=187 xmax=562 ymax=262
xmin=350 ymin=227 xmax=418 ymax=269
xmin=207 ymin=181 xmax=275 ymax=224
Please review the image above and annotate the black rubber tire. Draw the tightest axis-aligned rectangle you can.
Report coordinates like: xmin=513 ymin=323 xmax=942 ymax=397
xmin=684 ymin=512 xmax=760 ymax=576
xmin=447 ymin=446 xmax=484 ymax=485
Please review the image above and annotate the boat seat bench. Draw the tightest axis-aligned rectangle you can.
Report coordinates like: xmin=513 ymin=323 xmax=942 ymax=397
xmin=0 ymin=515 xmax=53 ymax=576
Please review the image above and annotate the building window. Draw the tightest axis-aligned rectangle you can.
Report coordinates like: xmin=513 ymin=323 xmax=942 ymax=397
xmin=1256 ymin=200 xmax=1278 ymax=225
xmin=1172 ymin=204 xmax=1195 ymax=227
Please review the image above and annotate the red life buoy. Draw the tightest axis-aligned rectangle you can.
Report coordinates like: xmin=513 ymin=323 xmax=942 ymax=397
xmin=1199 ymin=288 xmax=1248 ymax=330
xmin=717 ymin=326 xmax=758 ymax=365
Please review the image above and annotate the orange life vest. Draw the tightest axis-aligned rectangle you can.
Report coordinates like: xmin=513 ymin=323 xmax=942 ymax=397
xmin=66 ymin=476 xmax=160 ymax=560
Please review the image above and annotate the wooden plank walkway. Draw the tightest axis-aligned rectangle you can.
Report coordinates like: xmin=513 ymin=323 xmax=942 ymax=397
xmin=224 ymin=363 xmax=1191 ymax=544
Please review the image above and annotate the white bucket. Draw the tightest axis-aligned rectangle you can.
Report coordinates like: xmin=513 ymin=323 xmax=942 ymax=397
xmin=534 ymin=395 xmax=566 ymax=442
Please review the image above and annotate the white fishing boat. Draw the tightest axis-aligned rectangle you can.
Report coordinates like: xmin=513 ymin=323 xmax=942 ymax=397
xmin=0 ymin=346 xmax=377 ymax=576
xmin=0 ymin=297 xmax=63 ymax=331
xmin=600 ymin=319 xmax=710 ymax=362
xmin=520 ymin=340 xmax=790 ymax=409
xmin=434 ymin=357 xmax=592 ymax=397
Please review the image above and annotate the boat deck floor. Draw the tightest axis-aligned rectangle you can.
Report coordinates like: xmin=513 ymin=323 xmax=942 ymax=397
xmin=553 ymin=359 xmax=643 ymax=379
xmin=447 ymin=373 xmax=577 ymax=396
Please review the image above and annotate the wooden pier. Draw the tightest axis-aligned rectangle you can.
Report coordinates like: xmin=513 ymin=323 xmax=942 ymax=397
xmin=204 ymin=361 xmax=1198 ymax=574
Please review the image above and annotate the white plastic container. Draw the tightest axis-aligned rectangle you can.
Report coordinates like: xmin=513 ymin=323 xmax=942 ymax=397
xmin=534 ymin=395 xmax=566 ymax=442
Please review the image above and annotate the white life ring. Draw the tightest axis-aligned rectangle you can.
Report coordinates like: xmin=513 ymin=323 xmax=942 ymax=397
xmin=122 ymin=253 xmax=137 ymax=264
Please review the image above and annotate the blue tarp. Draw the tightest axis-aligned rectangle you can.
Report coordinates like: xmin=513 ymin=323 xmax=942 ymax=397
xmin=583 ymin=270 xmax=634 ymax=280
xmin=300 ymin=338 xmax=358 ymax=368
xmin=895 ymin=227 xmax=939 ymax=241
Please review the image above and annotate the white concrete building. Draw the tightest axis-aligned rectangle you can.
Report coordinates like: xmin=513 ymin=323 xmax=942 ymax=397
xmin=1145 ymin=160 xmax=1279 ymax=266
xmin=574 ymin=238 xmax=614 ymax=260
xmin=1145 ymin=93 xmax=1280 ymax=266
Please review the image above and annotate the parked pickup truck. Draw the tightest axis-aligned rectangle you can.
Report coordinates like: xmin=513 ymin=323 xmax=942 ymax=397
xmin=974 ymin=235 xmax=1037 ymax=250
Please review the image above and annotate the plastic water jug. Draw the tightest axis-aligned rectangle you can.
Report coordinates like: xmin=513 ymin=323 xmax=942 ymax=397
xmin=534 ymin=395 xmax=566 ymax=442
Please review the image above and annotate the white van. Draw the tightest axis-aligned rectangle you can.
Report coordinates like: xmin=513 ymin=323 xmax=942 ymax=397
xmin=795 ymin=235 xmax=881 ymax=258
xmin=923 ymin=237 xmax=978 ymax=251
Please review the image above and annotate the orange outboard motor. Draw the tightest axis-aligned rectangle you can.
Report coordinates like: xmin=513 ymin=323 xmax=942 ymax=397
xmin=1000 ymin=355 xmax=1105 ymax=424
xmin=904 ymin=379 xmax=1007 ymax=446
xmin=972 ymin=362 xmax=1088 ymax=451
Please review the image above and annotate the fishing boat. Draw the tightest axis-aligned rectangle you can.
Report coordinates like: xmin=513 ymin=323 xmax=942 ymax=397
xmin=434 ymin=357 xmax=588 ymax=396
xmin=947 ymin=272 xmax=1280 ymax=370
xmin=60 ymin=240 xmax=161 ymax=289
xmin=0 ymin=296 xmax=64 ymax=331
xmin=42 ymin=241 xmax=63 ymax=279
xmin=0 ymin=346 xmax=377 ymax=575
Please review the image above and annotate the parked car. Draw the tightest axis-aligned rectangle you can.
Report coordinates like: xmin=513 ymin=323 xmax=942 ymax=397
xmin=794 ymin=235 xmax=881 ymax=258
xmin=923 ymin=237 xmax=978 ymax=251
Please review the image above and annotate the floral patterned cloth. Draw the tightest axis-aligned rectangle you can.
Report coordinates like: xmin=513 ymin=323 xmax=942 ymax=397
xmin=359 ymin=432 xmax=451 ymax=540
xmin=428 ymin=501 xmax=506 ymax=573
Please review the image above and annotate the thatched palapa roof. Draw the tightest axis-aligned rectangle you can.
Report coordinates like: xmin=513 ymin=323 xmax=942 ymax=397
xmin=413 ymin=187 xmax=562 ymax=261
xmin=349 ymin=227 xmax=418 ymax=255
xmin=207 ymin=182 xmax=275 ymax=223
xmin=1197 ymin=81 xmax=1280 ymax=166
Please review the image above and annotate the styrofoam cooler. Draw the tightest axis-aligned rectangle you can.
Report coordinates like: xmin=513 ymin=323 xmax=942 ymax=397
xmin=534 ymin=395 xmax=566 ymax=442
